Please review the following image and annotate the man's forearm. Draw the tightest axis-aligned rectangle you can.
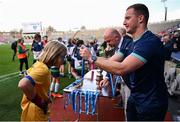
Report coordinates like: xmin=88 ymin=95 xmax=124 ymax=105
xmin=95 ymin=57 xmax=126 ymax=76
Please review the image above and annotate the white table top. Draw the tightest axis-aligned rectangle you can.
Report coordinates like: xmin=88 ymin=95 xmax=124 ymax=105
xmin=63 ymin=69 xmax=112 ymax=97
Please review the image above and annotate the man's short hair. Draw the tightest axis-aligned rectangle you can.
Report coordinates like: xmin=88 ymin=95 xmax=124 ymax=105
xmin=127 ymin=3 xmax=149 ymax=24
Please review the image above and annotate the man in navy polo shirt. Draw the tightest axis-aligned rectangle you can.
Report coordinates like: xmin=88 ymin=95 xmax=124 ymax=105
xmin=80 ymin=3 xmax=168 ymax=121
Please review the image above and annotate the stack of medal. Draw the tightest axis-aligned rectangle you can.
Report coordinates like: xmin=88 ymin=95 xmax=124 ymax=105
xmin=64 ymin=90 xmax=99 ymax=115
xmin=50 ymin=66 xmax=63 ymax=98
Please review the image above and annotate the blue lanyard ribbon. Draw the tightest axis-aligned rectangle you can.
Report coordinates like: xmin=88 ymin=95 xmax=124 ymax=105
xmin=90 ymin=92 xmax=94 ymax=114
xmin=109 ymin=73 xmax=115 ymax=97
xmin=79 ymin=91 xmax=82 ymax=114
xmin=74 ymin=91 xmax=79 ymax=112
xmin=66 ymin=89 xmax=100 ymax=115
xmin=64 ymin=92 xmax=72 ymax=109
xmin=91 ymin=92 xmax=99 ymax=115
xmin=71 ymin=90 xmax=79 ymax=112
xmin=108 ymin=73 xmax=122 ymax=97
xmin=64 ymin=93 xmax=68 ymax=109
xmin=84 ymin=91 xmax=90 ymax=114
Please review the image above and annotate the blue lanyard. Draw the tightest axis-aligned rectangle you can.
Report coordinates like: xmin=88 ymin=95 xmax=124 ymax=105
xmin=68 ymin=93 xmax=71 ymax=105
xmin=109 ymin=73 xmax=115 ymax=97
xmin=66 ymin=90 xmax=100 ymax=115
xmin=71 ymin=90 xmax=79 ymax=112
xmin=108 ymin=73 xmax=122 ymax=97
xmin=74 ymin=91 xmax=79 ymax=112
xmin=64 ymin=93 xmax=68 ymax=109
xmin=91 ymin=92 xmax=99 ymax=115
xmin=79 ymin=91 xmax=82 ymax=114
xmin=114 ymin=75 xmax=122 ymax=90
xmin=64 ymin=93 xmax=72 ymax=109
xmin=84 ymin=91 xmax=90 ymax=114
xmin=71 ymin=90 xmax=75 ymax=111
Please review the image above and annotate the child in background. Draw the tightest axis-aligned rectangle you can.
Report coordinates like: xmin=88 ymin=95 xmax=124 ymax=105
xmin=31 ymin=33 xmax=43 ymax=63
xmin=58 ymin=37 xmax=66 ymax=77
xmin=66 ymin=38 xmax=75 ymax=78
xmin=18 ymin=41 xmax=67 ymax=121
xmin=50 ymin=66 xmax=63 ymax=98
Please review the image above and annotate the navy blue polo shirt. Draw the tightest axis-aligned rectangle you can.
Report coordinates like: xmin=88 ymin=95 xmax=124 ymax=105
xmin=118 ymin=30 xmax=168 ymax=113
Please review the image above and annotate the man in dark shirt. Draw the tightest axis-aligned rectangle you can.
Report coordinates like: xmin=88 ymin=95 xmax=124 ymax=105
xmin=80 ymin=3 xmax=168 ymax=121
xmin=11 ymin=40 xmax=17 ymax=61
xmin=163 ymin=33 xmax=177 ymax=60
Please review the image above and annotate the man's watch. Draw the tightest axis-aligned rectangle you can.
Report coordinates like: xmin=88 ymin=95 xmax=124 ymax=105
xmin=91 ymin=55 xmax=97 ymax=63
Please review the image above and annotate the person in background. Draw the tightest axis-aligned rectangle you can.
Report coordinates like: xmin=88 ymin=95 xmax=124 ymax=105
xmin=93 ymin=38 xmax=99 ymax=56
xmin=104 ymin=44 xmax=115 ymax=58
xmin=31 ymin=33 xmax=43 ymax=63
xmin=119 ymin=27 xmax=132 ymax=40
xmin=66 ymin=38 xmax=75 ymax=78
xmin=97 ymin=28 xmax=132 ymax=119
xmin=18 ymin=41 xmax=67 ymax=121
xmin=114 ymin=27 xmax=132 ymax=111
xmin=98 ymin=41 xmax=107 ymax=57
xmin=11 ymin=40 xmax=17 ymax=61
xmin=17 ymin=38 xmax=29 ymax=76
xmin=58 ymin=37 xmax=66 ymax=77
xmin=162 ymin=33 xmax=177 ymax=60
xmin=80 ymin=3 xmax=168 ymax=121
xmin=171 ymin=31 xmax=180 ymax=51
xmin=42 ymin=35 xmax=48 ymax=47
xmin=71 ymin=39 xmax=84 ymax=79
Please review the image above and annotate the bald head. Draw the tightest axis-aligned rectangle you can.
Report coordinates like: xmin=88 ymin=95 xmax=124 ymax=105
xmin=103 ymin=28 xmax=121 ymax=47
xmin=104 ymin=28 xmax=121 ymax=38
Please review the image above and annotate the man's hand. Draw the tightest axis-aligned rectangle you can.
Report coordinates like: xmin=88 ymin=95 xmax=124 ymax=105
xmin=80 ymin=45 xmax=92 ymax=61
xmin=98 ymin=78 xmax=109 ymax=88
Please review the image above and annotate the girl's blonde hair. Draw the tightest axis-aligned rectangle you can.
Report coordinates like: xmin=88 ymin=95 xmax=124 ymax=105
xmin=38 ymin=41 xmax=67 ymax=66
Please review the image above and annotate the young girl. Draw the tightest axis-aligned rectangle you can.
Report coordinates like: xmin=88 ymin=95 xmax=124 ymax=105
xmin=18 ymin=41 xmax=67 ymax=121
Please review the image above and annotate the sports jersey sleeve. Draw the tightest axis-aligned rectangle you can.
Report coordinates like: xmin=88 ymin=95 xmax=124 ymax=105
xmin=116 ymin=51 xmax=124 ymax=57
xmin=27 ymin=66 xmax=50 ymax=85
xmin=118 ymin=39 xmax=132 ymax=58
xmin=131 ymin=39 xmax=157 ymax=63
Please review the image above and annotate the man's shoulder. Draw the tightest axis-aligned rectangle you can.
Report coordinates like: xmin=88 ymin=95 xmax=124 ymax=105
xmin=124 ymin=35 xmax=132 ymax=40
xmin=139 ymin=31 xmax=161 ymax=45
xmin=143 ymin=31 xmax=159 ymax=40
xmin=123 ymin=37 xmax=132 ymax=42
xmin=122 ymin=37 xmax=132 ymax=46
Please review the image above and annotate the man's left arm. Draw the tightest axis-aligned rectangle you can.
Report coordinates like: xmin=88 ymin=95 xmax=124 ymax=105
xmin=80 ymin=46 xmax=145 ymax=76
xmin=95 ymin=54 xmax=145 ymax=76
